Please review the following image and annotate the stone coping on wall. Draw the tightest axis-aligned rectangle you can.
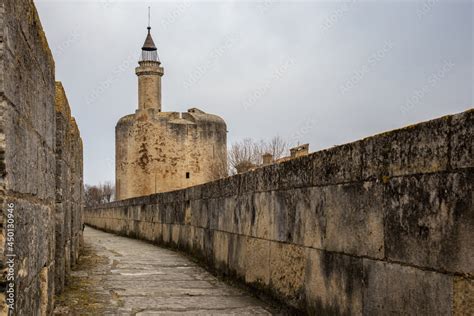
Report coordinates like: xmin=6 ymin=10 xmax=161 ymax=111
xmin=90 ymin=108 xmax=472 ymax=208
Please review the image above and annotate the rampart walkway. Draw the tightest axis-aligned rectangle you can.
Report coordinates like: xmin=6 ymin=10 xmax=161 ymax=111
xmin=54 ymin=227 xmax=281 ymax=315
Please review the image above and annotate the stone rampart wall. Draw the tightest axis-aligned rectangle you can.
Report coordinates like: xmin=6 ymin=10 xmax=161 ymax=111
xmin=0 ymin=1 xmax=83 ymax=314
xmin=86 ymin=109 xmax=473 ymax=315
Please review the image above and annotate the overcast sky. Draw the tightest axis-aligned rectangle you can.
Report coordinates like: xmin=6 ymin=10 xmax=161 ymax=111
xmin=35 ymin=0 xmax=472 ymax=185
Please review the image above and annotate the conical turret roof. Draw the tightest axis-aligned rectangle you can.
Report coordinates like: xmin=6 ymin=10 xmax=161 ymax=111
xmin=142 ymin=27 xmax=157 ymax=51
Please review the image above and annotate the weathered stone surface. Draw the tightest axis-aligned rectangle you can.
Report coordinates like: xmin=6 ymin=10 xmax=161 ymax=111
xmin=157 ymin=223 xmax=167 ymax=243
xmin=251 ymin=192 xmax=274 ymax=240
xmin=227 ymin=233 xmax=247 ymax=279
xmin=384 ymin=171 xmax=474 ymax=274
xmin=301 ymin=188 xmax=325 ymax=249
xmin=244 ymin=237 xmax=270 ymax=286
xmin=322 ymin=182 xmax=385 ymax=259
xmin=454 ymin=277 xmax=474 ymax=316
xmin=274 ymin=184 xmax=384 ymax=259
xmin=137 ymin=221 xmax=154 ymax=241
xmin=190 ymin=199 xmax=208 ymax=228
xmin=213 ymin=231 xmax=229 ymax=271
xmin=275 ymin=154 xmax=314 ymax=190
xmin=171 ymin=224 xmax=181 ymax=246
xmin=361 ymin=115 xmax=451 ymax=179
xmin=311 ymin=141 xmax=363 ymax=186
xmin=217 ymin=196 xmax=237 ymax=233
xmin=269 ymin=242 xmax=305 ymax=306
xmin=54 ymin=82 xmax=84 ymax=294
xmin=254 ymin=163 xmax=279 ymax=192
xmin=304 ymin=248 xmax=364 ymax=315
xmin=450 ymin=109 xmax=473 ymax=169
xmin=272 ymin=189 xmax=305 ymax=244
xmin=363 ymin=259 xmax=453 ymax=315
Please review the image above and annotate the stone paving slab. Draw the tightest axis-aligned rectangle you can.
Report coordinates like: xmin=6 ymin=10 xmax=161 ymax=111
xmin=54 ymin=227 xmax=282 ymax=315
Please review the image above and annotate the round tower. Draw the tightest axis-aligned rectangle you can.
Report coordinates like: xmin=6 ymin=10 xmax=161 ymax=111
xmin=115 ymin=22 xmax=228 ymax=200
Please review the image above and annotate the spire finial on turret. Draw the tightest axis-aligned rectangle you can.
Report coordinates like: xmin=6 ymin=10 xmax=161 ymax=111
xmin=148 ymin=6 xmax=151 ymax=31
xmin=140 ymin=7 xmax=160 ymax=63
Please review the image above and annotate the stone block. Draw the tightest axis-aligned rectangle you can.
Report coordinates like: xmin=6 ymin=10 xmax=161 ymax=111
xmin=276 ymin=154 xmax=314 ymax=190
xmin=184 ymin=200 xmax=191 ymax=225
xmin=251 ymin=192 xmax=273 ymax=240
xmin=130 ymin=205 xmax=141 ymax=221
xmin=207 ymin=198 xmax=222 ymax=231
xmin=178 ymin=225 xmax=192 ymax=250
xmin=192 ymin=227 xmax=205 ymax=255
xmin=190 ymin=199 xmax=208 ymax=228
xmin=454 ymin=277 xmax=474 ymax=315
xmin=185 ymin=184 xmax=202 ymax=201
xmin=227 ymin=233 xmax=247 ymax=279
xmin=254 ymin=163 xmax=279 ymax=192
xmin=450 ymin=109 xmax=473 ymax=169
xmin=153 ymin=203 xmax=164 ymax=224
xmin=277 ymin=184 xmax=384 ymax=259
xmin=202 ymin=228 xmax=214 ymax=265
xmin=384 ymin=171 xmax=474 ymax=274
xmin=322 ymin=181 xmax=384 ymax=258
xmin=304 ymin=248 xmax=364 ymax=315
xmin=217 ymin=196 xmax=237 ymax=233
xmin=272 ymin=189 xmax=305 ymax=244
xmin=244 ymin=237 xmax=270 ymax=286
xmin=269 ymin=242 xmax=305 ymax=305
xmin=171 ymin=224 xmax=180 ymax=246
xmin=239 ymin=169 xmax=258 ymax=195
xmin=221 ymin=175 xmax=241 ymax=198
xmin=363 ymin=259 xmax=453 ymax=315
xmin=174 ymin=201 xmax=186 ymax=225
xmin=162 ymin=224 xmax=171 ymax=244
xmin=232 ymin=193 xmax=253 ymax=236
xmin=361 ymin=115 xmax=450 ymax=179
xmin=13 ymin=198 xmax=54 ymax=282
xmin=213 ymin=231 xmax=229 ymax=271
xmin=312 ymin=141 xmax=363 ymax=186
xmin=39 ymin=265 xmax=53 ymax=315
xmin=141 ymin=204 xmax=155 ymax=223
xmin=301 ymin=187 xmax=324 ymax=249
xmin=137 ymin=221 xmax=154 ymax=242
xmin=152 ymin=222 xmax=162 ymax=244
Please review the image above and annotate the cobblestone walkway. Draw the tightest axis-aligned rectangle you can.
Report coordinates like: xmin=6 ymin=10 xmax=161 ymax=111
xmin=54 ymin=227 xmax=280 ymax=315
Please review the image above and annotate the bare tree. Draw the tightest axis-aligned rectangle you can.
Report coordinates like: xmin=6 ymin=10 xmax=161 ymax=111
xmin=227 ymin=136 xmax=289 ymax=175
xmin=84 ymin=182 xmax=116 ymax=207
xmin=253 ymin=136 xmax=288 ymax=163
xmin=101 ymin=181 xmax=114 ymax=203
xmin=84 ymin=185 xmax=101 ymax=207
xmin=263 ymin=136 xmax=288 ymax=160
xmin=228 ymin=138 xmax=259 ymax=174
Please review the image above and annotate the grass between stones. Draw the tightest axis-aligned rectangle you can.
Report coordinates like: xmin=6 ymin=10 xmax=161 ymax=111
xmin=53 ymin=244 xmax=110 ymax=315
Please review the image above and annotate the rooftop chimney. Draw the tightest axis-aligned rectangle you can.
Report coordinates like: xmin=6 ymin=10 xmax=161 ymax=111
xmin=290 ymin=144 xmax=309 ymax=158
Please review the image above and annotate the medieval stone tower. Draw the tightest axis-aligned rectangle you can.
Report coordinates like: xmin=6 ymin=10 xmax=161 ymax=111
xmin=115 ymin=25 xmax=227 ymax=200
